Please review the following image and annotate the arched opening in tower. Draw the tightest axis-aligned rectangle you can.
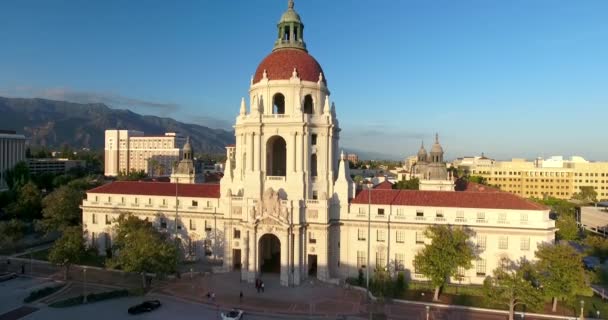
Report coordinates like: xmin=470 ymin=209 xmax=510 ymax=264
xmin=266 ymin=136 xmax=287 ymax=176
xmin=273 ymin=93 xmax=285 ymax=114
xmin=259 ymin=233 xmax=281 ymax=274
xmin=311 ymin=154 xmax=318 ymax=177
xmin=303 ymin=94 xmax=313 ymax=114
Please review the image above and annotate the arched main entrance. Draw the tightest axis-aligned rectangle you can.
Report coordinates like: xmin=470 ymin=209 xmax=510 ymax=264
xmin=259 ymin=234 xmax=281 ymax=274
xmin=266 ymin=136 xmax=286 ymax=176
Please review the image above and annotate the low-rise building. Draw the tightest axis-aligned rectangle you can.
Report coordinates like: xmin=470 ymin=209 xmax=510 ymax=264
xmin=27 ymin=158 xmax=85 ymax=174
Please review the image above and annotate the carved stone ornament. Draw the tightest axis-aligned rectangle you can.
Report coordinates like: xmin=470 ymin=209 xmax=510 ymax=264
xmin=254 ymin=188 xmax=289 ymax=224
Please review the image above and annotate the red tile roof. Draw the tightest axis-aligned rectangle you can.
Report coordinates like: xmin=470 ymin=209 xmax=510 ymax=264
xmin=253 ymin=48 xmax=326 ymax=84
xmin=352 ymin=189 xmax=547 ymax=211
xmin=374 ymin=181 xmax=394 ymax=190
xmin=87 ymin=181 xmax=220 ymax=198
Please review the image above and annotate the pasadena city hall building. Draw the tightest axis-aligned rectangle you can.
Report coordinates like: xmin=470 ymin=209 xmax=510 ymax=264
xmin=81 ymin=1 xmax=556 ymax=286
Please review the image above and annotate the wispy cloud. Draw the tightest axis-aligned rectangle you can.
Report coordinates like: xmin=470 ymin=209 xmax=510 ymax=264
xmin=341 ymin=124 xmax=427 ymax=160
xmin=187 ymin=115 xmax=234 ymax=131
xmin=0 ymin=86 xmax=179 ymax=116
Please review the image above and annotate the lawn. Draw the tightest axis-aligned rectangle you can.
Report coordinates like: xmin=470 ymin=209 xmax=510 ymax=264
xmin=18 ymin=247 xmax=106 ymax=268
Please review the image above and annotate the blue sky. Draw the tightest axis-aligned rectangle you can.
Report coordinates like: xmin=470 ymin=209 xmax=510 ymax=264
xmin=1 ymin=1 xmax=607 ymax=160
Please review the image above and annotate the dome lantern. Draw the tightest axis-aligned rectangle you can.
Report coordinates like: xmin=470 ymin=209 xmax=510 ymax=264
xmin=273 ymin=0 xmax=307 ymax=51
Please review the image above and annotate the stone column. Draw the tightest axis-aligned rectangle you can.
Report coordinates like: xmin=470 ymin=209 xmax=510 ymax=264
xmin=316 ymin=228 xmax=329 ymax=281
xmin=280 ymin=231 xmax=289 ymax=286
xmin=293 ymin=227 xmax=301 ymax=285
xmin=249 ymin=133 xmax=254 ymax=172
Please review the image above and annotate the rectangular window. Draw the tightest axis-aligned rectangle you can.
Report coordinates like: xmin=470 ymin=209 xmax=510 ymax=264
xmin=395 ymin=208 xmax=404 ymax=217
xmin=498 ymin=212 xmax=507 ymax=224
xmin=415 ymin=231 xmax=425 ymax=244
xmin=357 ymin=251 xmax=366 ymax=268
xmin=205 ymin=220 xmax=212 ymax=231
xmin=134 ymin=198 xmax=138 ymax=204
xmin=520 ymin=213 xmax=529 ymax=224
xmin=160 ymin=218 xmax=167 ymax=229
xmin=357 ymin=229 xmax=366 ymax=241
xmin=476 ymin=259 xmax=486 ymax=277
xmin=416 ymin=210 xmax=424 ymax=217
xmin=476 ymin=235 xmax=487 ymax=250
xmin=308 ymin=232 xmax=316 ymax=244
xmin=395 ymin=253 xmax=405 ymax=271
xmin=189 ymin=219 xmax=196 ymax=230
xmin=396 ymin=230 xmax=405 ymax=243
xmin=105 ymin=215 xmax=111 ymax=225
xmin=192 ymin=200 xmax=198 ymax=207
xmin=234 ymin=229 xmax=241 ymax=239
xmin=377 ymin=208 xmax=385 ymax=216
xmin=377 ymin=230 xmax=385 ymax=242
xmin=477 ymin=212 xmax=486 ymax=223
xmin=457 ymin=266 xmax=466 ymax=279
xmin=92 ymin=213 xmax=97 ymax=224
xmin=455 ymin=210 xmax=465 ymax=222
xmin=121 ymin=197 xmax=125 ymax=204
xmin=376 ymin=252 xmax=386 ymax=269
xmin=520 ymin=237 xmax=530 ymax=251
xmin=436 ymin=210 xmax=444 ymax=218
xmin=311 ymin=134 xmax=318 ymax=145
xmin=499 ymin=236 xmax=509 ymax=250
xmin=91 ymin=232 xmax=96 ymax=246
xmin=148 ymin=198 xmax=152 ymax=205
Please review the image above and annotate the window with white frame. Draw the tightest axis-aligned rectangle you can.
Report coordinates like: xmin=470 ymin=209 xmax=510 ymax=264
xmin=476 ymin=212 xmax=486 ymax=223
xmin=205 ymin=220 xmax=212 ymax=231
xmin=520 ymin=237 xmax=530 ymax=251
xmin=376 ymin=252 xmax=386 ymax=269
xmin=415 ymin=232 xmax=425 ymax=244
xmin=105 ymin=214 xmax=111 ymax=225
xmin=520 ymin=213 xmax=529 ymax=224
xmin=456 ymin=210 xmax=465 ymax=222
xmin=396 ymin=208 xmax=404 ymax=217
xmin=357 ymin=251 xmax=366 ymax=268
xmin=476 ymin=235 xmax=487 ymax=250
xmin=308 ymin=232 xmax=316 ymax=244
xmin=358 ymin=229 xmax=366 ymax=241
xmin=189 ymin=219 xmax=196 ymax=230
xmin=377 ymin=230 xmax=386 ymax=242
xmin=498 ymin=236 xmax=509 ymax=250
xmin=457 ymin=266 xmax=466 ymax=279
xmin=498 ymin=212 xmax=507 ymax=224
xmin=234 ymin=228 xmax=241 ymax=239
xmin=436 ymin=210 xmax=444 ymax=219
xmin=358 ymin=207 xmax=366 ymax=215
xmin=395 ymin=253 xmax=405 ymax=271
xmin=396 ymin=230 xmax=405 ymax=243
xmin=92 ymin=213 xmax=97 ymax=224
xmin=377 ymin=208 xmax=385 ymax=216
xmin=476 ymin=259 xmax=486 ymax=276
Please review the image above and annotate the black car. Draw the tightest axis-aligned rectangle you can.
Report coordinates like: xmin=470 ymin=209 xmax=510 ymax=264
xmin=128 ymin=300 xmax=161 ymax=315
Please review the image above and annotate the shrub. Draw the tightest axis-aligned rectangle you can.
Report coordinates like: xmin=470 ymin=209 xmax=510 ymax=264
xmin=49 ymin=289 xmax=129 ymax=308
xmin=358 ymin=268 xmax=364 ymax=286
xmin=24 ymin=284 xmax=65 ymax=303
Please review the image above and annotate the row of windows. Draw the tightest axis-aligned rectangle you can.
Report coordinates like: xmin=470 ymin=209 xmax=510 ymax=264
xmin=92 ymin=196 xmax=211 ymax=208
xmin=358 ymin=208 xmax=530 ymax=223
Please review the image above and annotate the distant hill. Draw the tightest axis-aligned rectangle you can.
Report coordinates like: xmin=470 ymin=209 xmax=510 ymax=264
xmin=0 ymin=97 xmax=235 ymax=154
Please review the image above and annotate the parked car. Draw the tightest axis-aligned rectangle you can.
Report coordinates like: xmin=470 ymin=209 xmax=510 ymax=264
xmin=0 ymin=272 xmax=17 ymax=282
xmin=221 ymin=309 xmax=244 ymax=320
xmin=128 ymin=300 xmax=161 ymax=315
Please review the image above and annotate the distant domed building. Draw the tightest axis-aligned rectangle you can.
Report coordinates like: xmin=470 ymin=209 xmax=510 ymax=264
xmin=170 ymin=137 xmax=202 ymax=184
xmin=412 ymin=134 xmax=454 ymax=191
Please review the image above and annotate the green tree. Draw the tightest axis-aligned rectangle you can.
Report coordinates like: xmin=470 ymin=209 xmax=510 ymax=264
xmin=117 ymin=169 xmax=147 ymax=181
xmin=584 ymin=235 xmax=608 ymax=262
xmin=573 ymin=186 xmax=598 ymax=203
xmin=392 ymin=178 xmax=419 ymax=190
xmin=40 ymin=186 xmax=84 ymax=232
xmin=483 ymin=258 xmax=544 ymax=320
xmin=4 ymin=161 xmax=30 ymax=191
xmin=535 ymin=243 xmax=588 ymax=312
xmin=413 ymin=225 xmax=475 ymax=301
xmin=555 ymin=213 xmax=579 ymax=241
xmin=7 ymin=181 xmax=42 ymax=220
xmin=0 ymin=219 xmax=26 ymax=251
xmin=468 ymin=175 xmax=487 ymax=185
xmin=48 ymin=226 xmax=86 ymax=280
xmin=108 ymin=214 xmax=178 ymax=288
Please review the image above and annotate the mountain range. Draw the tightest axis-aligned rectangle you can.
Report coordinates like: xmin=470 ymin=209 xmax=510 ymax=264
xmin=0 ymin=97 xmax=235 ymax=154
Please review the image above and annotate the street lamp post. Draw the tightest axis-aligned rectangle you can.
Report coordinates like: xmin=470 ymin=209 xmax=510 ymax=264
xmin=580 ymin=300 xmax=585 ymax=320
xmin=83 ymin=267 xmax=88 ymax=304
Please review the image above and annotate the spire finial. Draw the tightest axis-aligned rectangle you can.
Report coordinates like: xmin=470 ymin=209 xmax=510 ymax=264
xmin=288 ymin=0 xmax=294 ymax=9
xmin=421 ymin=140 xmax=424 ymax=148
xmin=435 ymin=133 xmax=439 ymax=143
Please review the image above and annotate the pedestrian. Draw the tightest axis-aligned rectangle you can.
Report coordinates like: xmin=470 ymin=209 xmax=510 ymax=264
xmin=261 ymin=281 xmax=265 ymax=293
xmin=211 ymin=292 xmax=215 ymax=302
xmin=239 ymin=291 xmax=243 ymax=302
xmin=206 ymin=292 xmax=211 ymax=300
xmin=255 ymin=279 xmax=260 ymax=293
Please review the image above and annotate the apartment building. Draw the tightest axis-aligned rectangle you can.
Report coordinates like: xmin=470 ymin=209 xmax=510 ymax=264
xmin=104 ymin=130 xmax=185 ymax=177
xmin=457 ymin=156 xmax=608 ymax=200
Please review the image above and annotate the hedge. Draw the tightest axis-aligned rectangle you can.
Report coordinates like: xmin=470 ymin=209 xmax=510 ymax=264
xmin=49 ymin=289 xmax=129 ymax=308
xmin=24 ymin=284 xmax=66 ymax=303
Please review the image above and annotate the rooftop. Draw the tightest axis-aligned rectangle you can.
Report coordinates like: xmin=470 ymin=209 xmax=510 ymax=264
xmin=87 ymin=181 xmax=220 ymax=198
xmin=352 ymin=188 xmax=547 ymax=211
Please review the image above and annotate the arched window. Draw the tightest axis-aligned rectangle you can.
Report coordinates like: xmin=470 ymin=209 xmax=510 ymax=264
xmin=266 ymin=136 xmax=287 ymax=176
xmin=311 ymin=154 xmax=318 ymax=177
xmin=303 ymin=95 xmax=313 ymax=114
xmin=273 ymin=93 xmax=285 ymax=114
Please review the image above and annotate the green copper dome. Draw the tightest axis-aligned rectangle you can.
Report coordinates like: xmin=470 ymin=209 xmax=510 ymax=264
xmin=273 ymin=0 xmax=306 ymax=51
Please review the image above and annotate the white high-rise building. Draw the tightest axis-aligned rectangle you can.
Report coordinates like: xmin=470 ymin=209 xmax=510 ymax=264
xmin=104 ymin=130 xmax=185 ymax=177
xmin=0 ymin=130 xmax=26 ymax=190
xmin=82 ymin=1 xmax=555 ymax=287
